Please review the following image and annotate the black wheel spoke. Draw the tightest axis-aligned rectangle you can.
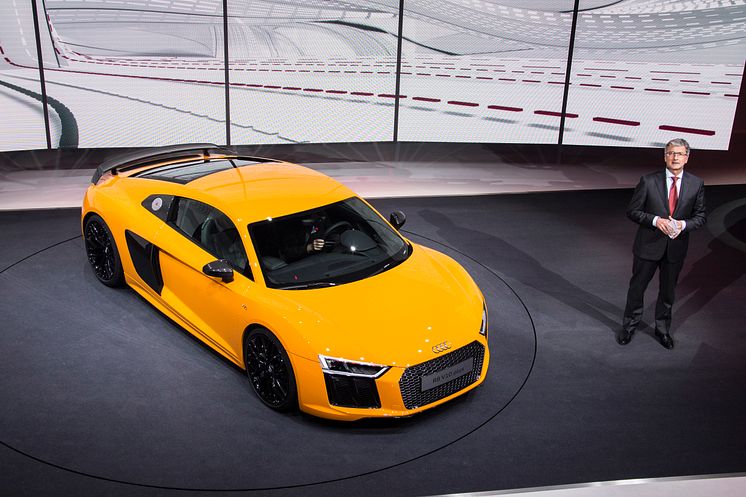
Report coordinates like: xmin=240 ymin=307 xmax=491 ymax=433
xmin=272 ymin=377 xmax=288 ymax=398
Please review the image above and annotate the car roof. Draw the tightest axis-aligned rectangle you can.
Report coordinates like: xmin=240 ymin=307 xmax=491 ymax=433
xmin=130 ymin=158 xmax=356 ymax=223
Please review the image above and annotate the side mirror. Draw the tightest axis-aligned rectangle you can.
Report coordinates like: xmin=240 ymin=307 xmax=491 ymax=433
xmin=389 ymin=211 xmax=406 ymax=230
xmin=202 ymin=259 xmax=234 ymax=283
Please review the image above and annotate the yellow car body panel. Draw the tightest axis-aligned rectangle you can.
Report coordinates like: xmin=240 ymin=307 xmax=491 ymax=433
xmin=82 ymin=151 xmax=489 ymax=421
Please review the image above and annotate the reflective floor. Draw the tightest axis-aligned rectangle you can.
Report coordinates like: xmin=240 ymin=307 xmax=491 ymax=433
xmin=2 ymin=142 xmax=746 ymax=210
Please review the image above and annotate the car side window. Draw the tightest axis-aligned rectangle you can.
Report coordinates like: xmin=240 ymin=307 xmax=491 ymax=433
xmin=170 ymin=197 xmax=252 ymax=279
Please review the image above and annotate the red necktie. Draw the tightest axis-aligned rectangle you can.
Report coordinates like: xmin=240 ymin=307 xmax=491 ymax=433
xmin=668 ymin=176 xmax=678 ymax=215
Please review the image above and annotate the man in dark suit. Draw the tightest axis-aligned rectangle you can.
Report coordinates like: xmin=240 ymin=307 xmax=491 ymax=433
xmin=618 ymin=138 xmax=706 ymax=349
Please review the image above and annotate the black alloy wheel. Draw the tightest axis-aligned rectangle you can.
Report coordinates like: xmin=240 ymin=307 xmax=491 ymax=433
xmin=244 ymin=328 xmax=298 ymax=411
xmin=84 ymin=214 xmax=124 ymax=287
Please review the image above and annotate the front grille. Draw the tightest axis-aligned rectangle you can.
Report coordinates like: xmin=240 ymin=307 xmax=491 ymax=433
xmin=399 ymin=341 xmax=485 ymax=409
xmin=324 ymin=373 xmax=381 ymax=409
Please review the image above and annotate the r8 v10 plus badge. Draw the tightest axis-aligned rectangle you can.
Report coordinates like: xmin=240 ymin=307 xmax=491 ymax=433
xmin=421 ymin=358 xmax=474 ymax=391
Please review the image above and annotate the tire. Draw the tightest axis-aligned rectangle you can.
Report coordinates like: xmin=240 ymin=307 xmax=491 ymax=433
xmin=244 ymin=327 xmax=298 ymax=412
xmin=84 ymin=214 xmax=124 ymax=287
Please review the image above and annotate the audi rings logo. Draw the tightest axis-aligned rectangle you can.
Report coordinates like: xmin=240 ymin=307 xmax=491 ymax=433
xmin=432 ymin=341 xmax=452 ymax=354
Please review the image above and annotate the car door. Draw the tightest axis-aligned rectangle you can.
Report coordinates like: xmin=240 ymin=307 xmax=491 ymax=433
xmin=154 ymin=196 xmax=254 ymax=365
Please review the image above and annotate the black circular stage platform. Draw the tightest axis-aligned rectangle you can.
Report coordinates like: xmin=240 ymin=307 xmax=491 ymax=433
xmin=4 ymin=188 xmax=745 ymax=497
xmin=0 ymin=230 xmax=536 ymax=491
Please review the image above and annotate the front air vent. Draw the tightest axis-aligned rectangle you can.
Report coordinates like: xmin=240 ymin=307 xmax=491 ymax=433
xmin=324 ymin=374 xmax=381 ymax=409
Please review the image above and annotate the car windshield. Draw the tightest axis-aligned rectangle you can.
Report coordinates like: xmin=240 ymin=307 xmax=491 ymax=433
xmin=248 ymin=197 xmax=411 ymax=289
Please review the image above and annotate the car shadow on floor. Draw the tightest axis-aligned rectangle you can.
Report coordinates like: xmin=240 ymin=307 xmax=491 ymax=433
xmin=417 ymin=208 xmax=623 ymax=337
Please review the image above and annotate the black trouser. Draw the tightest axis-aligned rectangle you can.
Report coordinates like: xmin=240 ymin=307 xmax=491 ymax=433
xmin=622 ymin=254 xmax=684 ymax=335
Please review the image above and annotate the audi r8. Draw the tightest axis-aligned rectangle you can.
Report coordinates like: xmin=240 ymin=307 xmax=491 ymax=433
xmin=82 ymin=144 xmax=489 ymax=420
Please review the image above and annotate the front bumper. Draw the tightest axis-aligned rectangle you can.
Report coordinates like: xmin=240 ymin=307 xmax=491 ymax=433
xmin=291 ymin=339 xmax=490 ymax=421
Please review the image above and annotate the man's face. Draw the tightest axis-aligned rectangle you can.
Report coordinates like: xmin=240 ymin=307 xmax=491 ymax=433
xmin=664 ymin=145 xmax=689 ymax=175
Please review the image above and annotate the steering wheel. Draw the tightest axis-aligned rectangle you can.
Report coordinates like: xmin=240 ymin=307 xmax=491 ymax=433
xmin=323 ymin=221 xmax=353 ymax=238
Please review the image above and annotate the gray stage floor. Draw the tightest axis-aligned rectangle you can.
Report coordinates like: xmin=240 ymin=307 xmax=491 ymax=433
xmin=1 ymin=183 xmax=745 ymax=497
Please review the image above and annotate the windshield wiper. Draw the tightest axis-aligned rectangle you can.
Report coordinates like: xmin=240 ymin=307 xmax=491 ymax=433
xmin=367 ymin=245 xmax=411 ymax=278
xmin=367 ymin=262 xmax=392 ymax=278
xmin=280 ymin=281 xmax=337 ymax=290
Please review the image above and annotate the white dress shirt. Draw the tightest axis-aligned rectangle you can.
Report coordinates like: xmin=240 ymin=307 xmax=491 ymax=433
xmin=652 ymin=169 xmax=686 ymax=230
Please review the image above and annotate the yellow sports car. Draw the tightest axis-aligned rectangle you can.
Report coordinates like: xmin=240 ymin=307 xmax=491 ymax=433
xmin=82 ymin=144 xmax=489 ymax=421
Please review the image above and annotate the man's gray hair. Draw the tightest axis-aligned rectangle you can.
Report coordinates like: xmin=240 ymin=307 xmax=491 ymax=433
xmin=665 ymin=138 xmax=690 ymax=155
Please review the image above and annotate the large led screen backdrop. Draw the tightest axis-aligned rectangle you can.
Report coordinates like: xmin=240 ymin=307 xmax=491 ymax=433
xmin=225 ymin=1 xmax=397 ymax=146
xmin=0 ymin=0 xmax=49 ymax=151
xmin=0 ymin=1 xmax=743 ymax=152
xmin=565 ymin=0 xmax=745 ymax=149
xmin=398 ymin=0 xmax=575 ymax=144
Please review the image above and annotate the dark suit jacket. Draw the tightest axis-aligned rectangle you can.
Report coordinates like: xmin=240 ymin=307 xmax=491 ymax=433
xmin=627 ymin=170 xmax=706 ymax=263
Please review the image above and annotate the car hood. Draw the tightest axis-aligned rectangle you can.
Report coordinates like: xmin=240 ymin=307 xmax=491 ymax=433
xmin=272 ymin=244 xmax=484 ymax=367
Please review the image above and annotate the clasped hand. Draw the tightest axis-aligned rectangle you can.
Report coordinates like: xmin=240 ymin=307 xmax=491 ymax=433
xmin=656 ymin=216 xmax=682 ymax=239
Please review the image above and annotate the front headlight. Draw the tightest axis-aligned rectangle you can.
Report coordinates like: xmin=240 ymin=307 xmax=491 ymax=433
xmin=319 ymin=355 xmax=390 ymax=378
xmin=479 ymin=302 xmax=488 ymax=338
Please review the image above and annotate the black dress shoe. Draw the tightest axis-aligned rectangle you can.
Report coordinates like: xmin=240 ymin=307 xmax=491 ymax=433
xmin=616 ymin=328 xmax=634 ymax=345
xmin=655 ymin=330 xmax=674 ymax=349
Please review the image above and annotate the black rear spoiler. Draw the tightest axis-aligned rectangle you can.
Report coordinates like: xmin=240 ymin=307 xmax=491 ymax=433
xmin=91 ymin=143 xmax=235 ymax=184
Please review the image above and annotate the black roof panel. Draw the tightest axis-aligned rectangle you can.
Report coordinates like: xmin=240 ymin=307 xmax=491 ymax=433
xmin=133 ymin=158 xmax=271 ymax=184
